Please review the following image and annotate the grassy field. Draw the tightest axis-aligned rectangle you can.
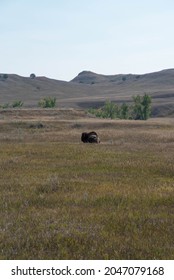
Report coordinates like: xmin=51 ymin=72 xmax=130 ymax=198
xmin=0 ymin=109 xmax=174 ymax=260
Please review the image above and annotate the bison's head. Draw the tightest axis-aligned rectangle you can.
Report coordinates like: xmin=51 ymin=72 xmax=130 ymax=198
xmin=81 ymin=132 xmax=89 ymax=143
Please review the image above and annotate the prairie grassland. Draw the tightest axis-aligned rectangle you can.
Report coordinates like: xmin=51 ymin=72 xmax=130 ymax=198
xmin=0 ymin=109 xmax=174 ymax=260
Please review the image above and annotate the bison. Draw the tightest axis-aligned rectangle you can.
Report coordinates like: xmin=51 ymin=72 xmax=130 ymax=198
xmin=81 ymin=131 xmax=100 ymax=143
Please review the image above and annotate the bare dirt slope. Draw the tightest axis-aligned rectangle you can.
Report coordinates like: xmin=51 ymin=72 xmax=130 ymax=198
xmin=0 ymin=69 xmax=174 ymax=117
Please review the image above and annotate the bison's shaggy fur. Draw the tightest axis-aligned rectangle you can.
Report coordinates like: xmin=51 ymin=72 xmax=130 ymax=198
xmin=81 ymin=131 xmax=100 ymax=143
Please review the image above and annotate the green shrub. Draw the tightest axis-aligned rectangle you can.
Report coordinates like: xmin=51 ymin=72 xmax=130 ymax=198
xmin=88 ymin=101 xmax=120 ymax=119
xmin=38 ymin=97 xmax=56 ymax=108
xmin=12 ymin=100 xmax=23 ymax=108
xmin=1 ymin=103 xmax=10 ymax=109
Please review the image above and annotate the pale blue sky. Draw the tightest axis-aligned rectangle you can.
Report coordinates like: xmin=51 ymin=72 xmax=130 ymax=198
xmin=1 ymin=0 xmax=174 ymax=81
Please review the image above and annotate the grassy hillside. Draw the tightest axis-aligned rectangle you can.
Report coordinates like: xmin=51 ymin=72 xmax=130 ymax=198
xmin=71 ymin=69 xmax=174 ymax=86
xmin=0 ymin=74 xmax=95 ymax=108
xmin=0 ymin=109 xmax=173 ymax=259
xmin=0 ymin=69 xmax=174 ymax=117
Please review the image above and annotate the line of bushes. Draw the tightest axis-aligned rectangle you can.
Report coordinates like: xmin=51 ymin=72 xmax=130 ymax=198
xmin=0 ymin=94 xmax=151 ymax=120
xmin=88 ymin=94 xmax=152 ymax=120
xmin=0 ymin=100 xmax=23 ymax=109
xmin=0 ymin=97 xmax=57 ymax=109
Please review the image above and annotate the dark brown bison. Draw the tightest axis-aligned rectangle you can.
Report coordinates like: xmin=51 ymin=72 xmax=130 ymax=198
xmin=81 ymin=131 xmax=100 ymax=143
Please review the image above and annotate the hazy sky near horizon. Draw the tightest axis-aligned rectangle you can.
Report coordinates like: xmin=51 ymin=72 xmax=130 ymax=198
xmin=1 ymin=0 xmax=174 ymax=81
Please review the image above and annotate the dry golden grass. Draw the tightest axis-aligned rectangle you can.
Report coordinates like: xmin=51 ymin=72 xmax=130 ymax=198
xmin=0 ymin=109 xmax=174 ymax=259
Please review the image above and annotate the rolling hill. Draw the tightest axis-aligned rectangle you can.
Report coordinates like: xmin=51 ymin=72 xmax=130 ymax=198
xmin=0 ymin=69 xmax=174 ymax=117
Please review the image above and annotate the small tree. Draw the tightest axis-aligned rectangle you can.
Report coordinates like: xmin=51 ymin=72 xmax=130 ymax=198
xmin=120 ymin=103 xmax=130 ymax=119
xmin=3 ymin=74 xmax=8 ymax=79
xmin=38 ymin=97 xmax=56 ymax=108
xmin=30 ymin=73 xmax=36 ymax=79
xmin=103 ymin=101 xmax=120 ymax=119
xmin=88 ymin=101 xmax=120 ymax=119
xmin=132 ymin=95 xmax=143 ymax=120
xmin=141 ymin=93 xmax=152 ymax=120
xmin=0 ymin=74 xmax=8 ymax=81
xmin=132 ymin=94 xmax=151 ymax=120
